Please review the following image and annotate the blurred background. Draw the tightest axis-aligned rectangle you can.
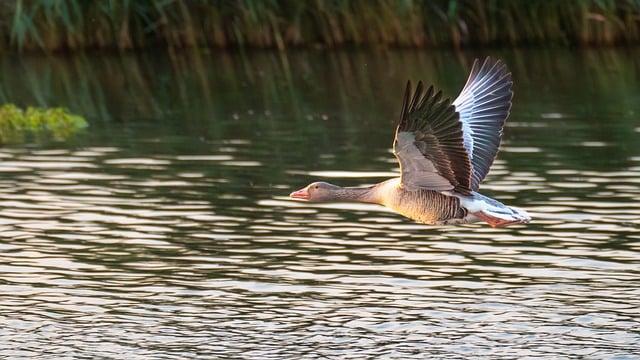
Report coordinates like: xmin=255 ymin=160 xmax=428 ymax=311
xmin=4 ymin=0 xmax=640 ymax=51
xmin=0 ymin=1 xmax=639 ymax=359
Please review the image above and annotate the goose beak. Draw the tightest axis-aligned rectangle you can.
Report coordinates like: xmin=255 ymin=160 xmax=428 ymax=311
xmin=290 ymin=187 xmax=310 ymax=200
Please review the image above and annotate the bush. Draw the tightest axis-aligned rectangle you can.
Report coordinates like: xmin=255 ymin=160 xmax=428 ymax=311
xmin=0 ymin=104 xmax=87 ymax=144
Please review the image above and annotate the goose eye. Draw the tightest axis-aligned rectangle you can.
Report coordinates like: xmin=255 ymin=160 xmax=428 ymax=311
xmin=314 ymin=185 xmax=319 ymax=189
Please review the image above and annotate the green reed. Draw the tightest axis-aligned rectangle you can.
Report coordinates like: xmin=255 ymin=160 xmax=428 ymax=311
xmin=4 ymin=0 xmax=640 ymax=52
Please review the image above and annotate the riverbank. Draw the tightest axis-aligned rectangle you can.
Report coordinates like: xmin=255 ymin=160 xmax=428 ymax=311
xmin=4 ymin=1 xmax=640 ymax=52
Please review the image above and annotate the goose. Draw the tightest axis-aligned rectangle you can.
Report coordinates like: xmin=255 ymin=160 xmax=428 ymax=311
xmin=290 ymin=57 xmax=530 ymax=228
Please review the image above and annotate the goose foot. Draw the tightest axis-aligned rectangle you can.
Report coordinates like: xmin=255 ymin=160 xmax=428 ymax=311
xmin=473 ymin=211 xmax=529 ymax=228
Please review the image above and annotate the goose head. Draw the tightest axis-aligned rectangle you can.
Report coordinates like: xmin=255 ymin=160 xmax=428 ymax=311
xmin=290 ymin=182 xmax=341 ymax=202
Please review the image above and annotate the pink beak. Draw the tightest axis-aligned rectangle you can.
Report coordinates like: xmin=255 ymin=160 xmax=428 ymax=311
xmin=289 ymin=187 xmax=310 ymax=200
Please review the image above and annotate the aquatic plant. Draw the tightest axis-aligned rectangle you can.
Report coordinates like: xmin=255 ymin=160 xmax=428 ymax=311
xmin=0 ymin=104 xmax=87 ymax=143
xmin=4 ymin=0 xmax=640 ymax=51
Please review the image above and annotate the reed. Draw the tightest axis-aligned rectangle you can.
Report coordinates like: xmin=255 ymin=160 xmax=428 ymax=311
xmin=4 ymin=0 xmax=640 ymax=52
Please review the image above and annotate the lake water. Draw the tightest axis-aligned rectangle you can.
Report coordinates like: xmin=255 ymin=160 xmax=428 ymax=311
xmin=0 ymin=48 xmax=639 ymax=359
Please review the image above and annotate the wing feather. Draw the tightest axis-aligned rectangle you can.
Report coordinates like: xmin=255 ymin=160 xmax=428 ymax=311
xmin=453 ymin=57 xmax=513 ymax=190
xmin=393 ymin=81 xmax=473 ymax=195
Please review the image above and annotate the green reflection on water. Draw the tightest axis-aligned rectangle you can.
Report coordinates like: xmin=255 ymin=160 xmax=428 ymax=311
xmin=1 ymin=48 xmax=638 ymax=174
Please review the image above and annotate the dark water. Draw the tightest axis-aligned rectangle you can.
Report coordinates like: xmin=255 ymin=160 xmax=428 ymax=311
xmin=0 ymin=48 xmax=639 ymax=359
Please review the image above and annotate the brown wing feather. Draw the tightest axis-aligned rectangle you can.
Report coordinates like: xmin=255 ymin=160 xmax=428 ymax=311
xmin=393 ymin=80 xmax=473 ymax=195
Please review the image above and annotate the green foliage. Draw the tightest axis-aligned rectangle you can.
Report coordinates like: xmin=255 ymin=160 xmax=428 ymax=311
xmin=3 ymin=0 xmax=640 ymax=51
xmin=0 ymin=104 xmax=87 ymax=143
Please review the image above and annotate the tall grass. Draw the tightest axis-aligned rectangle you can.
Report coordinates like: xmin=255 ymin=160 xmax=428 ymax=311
xmin=4 ymin=0 xmax=640 ymax=52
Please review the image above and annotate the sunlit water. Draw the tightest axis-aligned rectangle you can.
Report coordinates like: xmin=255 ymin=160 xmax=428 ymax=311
xmin=0 ymin=49 xmax=639 ymax=359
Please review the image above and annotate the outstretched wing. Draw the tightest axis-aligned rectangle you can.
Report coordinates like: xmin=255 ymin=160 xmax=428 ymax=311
xmin=453 ymin=57 xmax=513 ymax=190
xmin=393 ymin=81 xmax=473 ymax=195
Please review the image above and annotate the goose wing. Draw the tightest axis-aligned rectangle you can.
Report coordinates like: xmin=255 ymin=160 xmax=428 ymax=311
xmin=393 ymin=81 xmax=473 ymax=195
xmin=453 ymin=57 xmax=513 ymax=190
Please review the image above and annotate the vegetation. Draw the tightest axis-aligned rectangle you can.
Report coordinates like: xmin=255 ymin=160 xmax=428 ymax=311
xmin=0 ymin=104 xmax=87 ymax=143
xmin=3 ymin=0 xmax=640 ymax=52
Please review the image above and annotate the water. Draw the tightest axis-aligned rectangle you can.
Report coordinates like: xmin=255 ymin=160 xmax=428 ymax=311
xmin=0 ymin=48 xmax=639 ymax=359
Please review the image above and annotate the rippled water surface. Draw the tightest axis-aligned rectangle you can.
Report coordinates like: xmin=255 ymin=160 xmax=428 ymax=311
xmin=1 ymin=49 xmax=639 ymax=359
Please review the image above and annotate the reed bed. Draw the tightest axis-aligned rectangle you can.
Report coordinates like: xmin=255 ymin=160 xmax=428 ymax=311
xmin=4 ymin=0 xmax=640 ymax=52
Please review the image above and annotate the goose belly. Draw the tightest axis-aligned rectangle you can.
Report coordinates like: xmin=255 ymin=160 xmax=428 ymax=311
xmin=383 ymin=186 xmax=469 ymax=225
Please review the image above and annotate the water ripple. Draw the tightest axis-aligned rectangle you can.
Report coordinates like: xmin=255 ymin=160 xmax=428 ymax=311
xmin=1 ymin=49 xmax=640 ymax=359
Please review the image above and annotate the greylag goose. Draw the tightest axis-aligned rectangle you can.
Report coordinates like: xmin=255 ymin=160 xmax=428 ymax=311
xmin=290 ymin=57 xmax=530 ymax=228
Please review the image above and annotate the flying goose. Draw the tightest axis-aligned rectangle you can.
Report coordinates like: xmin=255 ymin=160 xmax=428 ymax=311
xmin=290 ymin=57 xmax=530 ymax=228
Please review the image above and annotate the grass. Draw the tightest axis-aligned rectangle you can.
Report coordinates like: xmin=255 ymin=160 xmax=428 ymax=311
xmin=3 ymin=0 xmax=640 ymax=52
xmin=0 ymin=104 xmax=87 ymax=143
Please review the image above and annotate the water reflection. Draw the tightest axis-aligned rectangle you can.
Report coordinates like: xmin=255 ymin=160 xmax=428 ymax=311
xmin=0 ymin=49 xmax=639 ymax=358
